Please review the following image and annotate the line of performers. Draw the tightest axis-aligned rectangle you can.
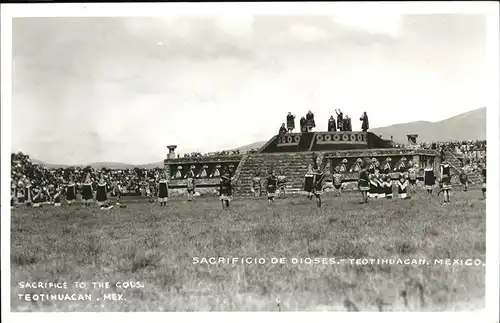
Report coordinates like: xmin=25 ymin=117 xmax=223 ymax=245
xmin=13 ymin=157 xmax=486 ymax=211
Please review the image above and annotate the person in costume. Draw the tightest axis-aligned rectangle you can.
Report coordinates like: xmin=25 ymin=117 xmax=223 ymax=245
xmin=360 ymin=112 xmax=369 ymax=132
xmin=186 ymin=171 xmax=196 ymax=202
xmin=53 ymin=184 xmax=63 ymax=207
xmin=96 ymin=176 xmax=112 ymax=209
xmin=81 ymin=173 xmax=94 ymax=206
xmin=286 ymin=112 xmax=296 ymax=133
xmin=407 ymin=161 xmax=418 ymax=190
xmin=158 ymin=173 xmax=169 ymax=207
xmin=481 ymin=165 xmax=486 ymax=199
xmin=300 ymin=116 xmax=308 ymax=133
xmin=394 ymin=157 xmax=408 ymax=174
xmin=219 ymin=171 xmax=234 ymax=209
xmin=210 ymin=165 xmax=221 ymax=178
xmin=423 ymin=159 xmax=436 ymax=195
xmin=397 ymin=173 xmax=410 ymax=199
xmin=65 ymin=176 xmax=77 ymax=205
xmin=332 ymin=166 xmax=344 ymax=197
xmin=277 ymin=170 xmax=287 ymax=198
xmin=382 ymin=173 xmax=393 ymax=199
xmin=358 ymin=159 xmax=370 ymax=203
xmin=279 ymin=123 xmax=287 ymax=136
xmin=251 ymin=171 xmax=262 ymax=198
xmin=335 ymin=109 xmax=344 ymax=132
xmin=328 ymin=116 xmax=337 ymax=132
xmin=438 ymin=158 xmax=452 ymax=204
xmin=174 ymin=166 xmax=183 ymax=179
xmin=199 ymin=165 xmax=208 ymax=178
xmin=305 ymin=110 xmax=316 ymax=132
xmin=339 ymin=159 xmax=348 ymax=172
xmin=459 ymin=160 xmax=471 ymax=192
xmin=350 ymin=158 xmax=362 ymax=173
xmin=266 ymin=169 xmax=278 ymax=205
xmin=381 ymin=157 xmax=392 ymax=175
xmin=311 ymin=166 xmax=325 ymax=207
xmin=24 ymin=179 xmax=33 ymax=207
xmin=304 ymin=166 xmax=315 ymax=200
xmin=374 ymin=169 xmax=385 ymax=199
xmin=11 ymin=185 xmax=16 ymax=208
xmin=31 ymin=186 xmax=42 ymax=208
xmin=368 ymin=169 xmax=380 ymax=199
xmin=367 ymin=158 xmax=377 ymax=174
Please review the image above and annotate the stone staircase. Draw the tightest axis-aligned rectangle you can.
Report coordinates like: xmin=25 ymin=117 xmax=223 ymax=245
xmin=235 ymin=152 xmax=315 ymax=196
xmin=444 ymin=150 xmax=482 ymax=184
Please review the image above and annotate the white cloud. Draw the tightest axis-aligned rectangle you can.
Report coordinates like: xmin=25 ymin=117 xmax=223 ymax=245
xmin=289 ymin=25 xmax=328 ymax=42
xmin=332 ymin=13 xmax=403 ymax=37
xmin=214 ymin=16 xmax=255 ymax=40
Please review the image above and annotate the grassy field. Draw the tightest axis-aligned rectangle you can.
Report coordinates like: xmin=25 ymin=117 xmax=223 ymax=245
xmin=10 ymin=189 xmax=486 ymax=312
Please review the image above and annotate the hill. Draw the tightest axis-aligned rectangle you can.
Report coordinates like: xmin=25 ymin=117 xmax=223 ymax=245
xmin=371 ymin=107 xmax=486 ymax=144
xmin=29 ymin=159 xmax=163 ymax=170
xmin=234 ymin=141 xmax=268 ymax=153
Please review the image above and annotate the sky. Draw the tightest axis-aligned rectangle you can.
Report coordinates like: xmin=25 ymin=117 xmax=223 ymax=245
xmin=11 ymin=14 xmax=487 ymax=165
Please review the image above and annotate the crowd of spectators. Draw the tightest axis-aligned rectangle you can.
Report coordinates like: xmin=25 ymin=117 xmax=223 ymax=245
xmin=179 ymin=150 xmax=241 ymax=158
xmin=11 ymin=152 xmax=165 ymax=202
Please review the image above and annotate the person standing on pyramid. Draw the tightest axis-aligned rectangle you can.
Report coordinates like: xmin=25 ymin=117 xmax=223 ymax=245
xmin=306 ymin=110 xmax=316 ymax=132
xmin=286 ymin=112 xmax=295 ymax=133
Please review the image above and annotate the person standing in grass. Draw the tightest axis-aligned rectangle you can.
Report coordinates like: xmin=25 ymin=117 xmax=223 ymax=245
xmin=266 ymin=169 xmax=278 ymax=205
xmin=158 ymin=173 xmax=169 ymax=207
xmin=251 ymin=170 xmax=262 ymax=198
xmin=65 ymin=176 xmax=77 ymax=206
xmin=311 ymin=166 xmax=325 ymax=207
xmin=397 ymin=173 xmax=410 ymax=199
xmin=53 ymin=184 xmax=63 ymax=207
xmin=358 ymin=159 xmax=370 ymax=204
xmin=219 ymin=172 xmax=233 ymax=209
xmin=96 ymin=176 xmax=106 ymax=206
xmin=382 ymin=173 xmax=393 ymax=199
xmin=186 ymin=172 xmax=196 ymax=202
xmin=423 ymin=160 xmax=436 ymax=195
xmin=438 ymin=158 xmax=452 ymax=204
xmin=81 ymin=173 xmax=93 ymax=206
xmin=481 ymin=165 xmax=486 ymax=199
xmin=332 ymin=166 xmax=343 ymax=197
xmin=277 ymin=170 xmax=287 ymax=198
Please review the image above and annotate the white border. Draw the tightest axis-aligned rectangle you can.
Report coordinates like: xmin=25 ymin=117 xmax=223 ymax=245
xmin=1 ymin=2 xmax=499 ymax=323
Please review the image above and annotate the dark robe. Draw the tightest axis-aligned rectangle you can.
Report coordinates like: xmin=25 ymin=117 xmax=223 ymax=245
xmin=279 ymin=125 xmax=287 ymax=136
xmin=266 ymin=175 xmax=277 ymax=193
xmin=65 ymin=183 xmax=76 ymax=201
xmin=158 ymin=180 xmax=168 ymax=198
xmin=82 ymin=183 xmax=93 ymax=200
xmin=306 ymin=112 xmax=315 ymax=129
xmin=286 ymin=115 xmax=295 ymax=130
xmin=96 ymin=183 xmax=107 ymax=202
xmin=336 ymin=112 xmax=344 ymax=131
xmin=328 ymin=118 xmax=337 ymax=132
xmin=300 ymin=117 xmax=308 ymax=132
xmin=361 ymin=113 xmax=369 ymax=132
xmin=220 ymin=177 xmax=233 ymax=196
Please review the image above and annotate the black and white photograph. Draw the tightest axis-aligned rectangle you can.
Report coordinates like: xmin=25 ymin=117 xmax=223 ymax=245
xmin=1 ymin=2 xmax=499 ymax=320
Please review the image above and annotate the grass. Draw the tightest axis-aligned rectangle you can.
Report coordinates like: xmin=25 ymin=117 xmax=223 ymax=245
xmin=10 ymin=188 xmax=485 ymax=311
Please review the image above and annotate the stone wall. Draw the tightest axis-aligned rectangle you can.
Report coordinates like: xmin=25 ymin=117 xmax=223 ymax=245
xmin=235 ymin=152 xmax=316 ymax=196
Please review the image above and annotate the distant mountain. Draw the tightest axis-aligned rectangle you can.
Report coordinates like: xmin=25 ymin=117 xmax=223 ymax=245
xmin=29 ymin=159 xmax=163 ymax=170
xmin=371 ymin=107 xmax=486 ymax=144
xmin=234 ymin=141 xmax=267 ymax=153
